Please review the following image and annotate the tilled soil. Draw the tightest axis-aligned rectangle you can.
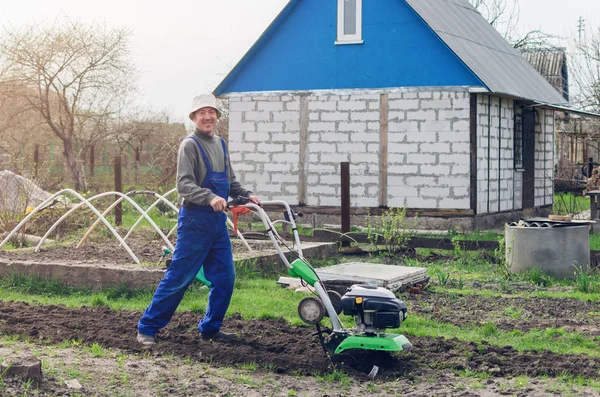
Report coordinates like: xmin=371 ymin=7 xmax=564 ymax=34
xmin=408 ymin=291 xmax=600 ymax=336
xmin=0 ymin=300 xmax=599 ymax=382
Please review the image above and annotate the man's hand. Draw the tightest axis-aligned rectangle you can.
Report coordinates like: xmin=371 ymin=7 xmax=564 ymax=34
xmin=210 ymin=196 xmax=228 ymax=212
xmin=248 ymin=194 xmax=261 ymax=206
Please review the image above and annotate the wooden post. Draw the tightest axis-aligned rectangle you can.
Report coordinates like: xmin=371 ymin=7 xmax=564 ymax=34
xmin=341 ymin=162 xmax=350 ymax=246
xmin=588 ymin=157 xmax=594 ymax=178
xmin=33 ymin=144 xmax=39 ymax=178
xmin=298 ymin=96 xmax=309 ymax=205
xmin=114 ymin=156 xmax=123 ymax=226
xmin=134 ymin=147 xmax=141 ymax=185
xmin=90 ymin=145 xmax=95 ymax=178
xmin=379 ymin=94 xmax=389 ymax=207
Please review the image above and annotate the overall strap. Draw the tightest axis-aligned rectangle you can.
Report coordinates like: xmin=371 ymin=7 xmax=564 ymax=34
xmin=186 ymin=135 xmax=212 ymax=172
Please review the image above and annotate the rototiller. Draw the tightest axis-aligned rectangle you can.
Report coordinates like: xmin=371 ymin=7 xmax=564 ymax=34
xmin=228 ymin=197 xmax=412 ymax=355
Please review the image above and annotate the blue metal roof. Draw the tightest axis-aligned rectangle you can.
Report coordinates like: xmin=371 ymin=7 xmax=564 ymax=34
xmin=405 ymin=0 xmax=568 ymax=105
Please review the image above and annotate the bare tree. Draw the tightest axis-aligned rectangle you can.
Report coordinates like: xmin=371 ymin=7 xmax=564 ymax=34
xmin=471 ymin=0 xmax=558 ymax=49
xmin=0 ymin=19 xmax=136 ymax=191
xmin=570 ymin=27 xmax=600 ymax=112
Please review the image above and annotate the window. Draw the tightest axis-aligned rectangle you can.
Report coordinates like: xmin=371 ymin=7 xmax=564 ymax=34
xmin=336 ymin=0 xmax=363 ymax=45
xmin=514 ymin=114 xmax=524 ymax=169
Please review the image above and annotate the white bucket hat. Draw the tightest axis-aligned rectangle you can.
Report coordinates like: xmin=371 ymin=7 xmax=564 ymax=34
xmin=189 ymin=94 xmax=222 ymax=120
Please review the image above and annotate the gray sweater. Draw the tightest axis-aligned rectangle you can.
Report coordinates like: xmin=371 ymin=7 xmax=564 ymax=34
xmin=176 ymin=129 xmax=250 ymax=206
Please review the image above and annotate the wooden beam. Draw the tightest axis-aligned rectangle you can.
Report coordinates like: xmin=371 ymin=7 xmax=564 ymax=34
xmin=379 ymin=93 xmax=389 ymax=207
xmin=298 ymin=96 xmax=309 ymax=205
xmin=470 ymin=93 xmax=478 ymax=214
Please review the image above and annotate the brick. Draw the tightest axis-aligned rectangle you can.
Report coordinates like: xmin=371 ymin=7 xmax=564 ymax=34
xmin=229 ymin=152 xmax=242 ymax=162
xmin=440 ymin=131 xmax=469 ymax=143
xmin=419 ymin=99 xmax=452 ymax=110
xmin=256 ymin=183 xmax=282 ymax=192
xmin=367 ymin=143 xmax=380 ymax=152
xmin=337 ymin=142 xmax=367 ymax=153
xmin=406 ymin=153 xmax=437 ymax=164
xmin=451 ymin=142 xmax=470 ymax=153
xmin=403 ymin=92 xmax=419 ymax=99
xmin=258 ymin=102 xmax=284 ymax=112
xmin=245 ymin=111 xmax=270 ymax=122
xmin=423 ymin=165 xmax=451 ymax=176
xmin=389 ymin=121 xmax=419 ymax=133
xmin=406 ymin=109 xmax=436 ymax=121
xmin=421 ymin=187 xmax=451 ymax=197
xmin=406 ymin=197 xmax=437 ymax=208
xmin=418 ymin=92 xmax=434 ymax=99
xmin=421 ymin=120 xmax=451 ymax=133
xmin=245 ymin=153 xmax=271 ymax=162
xmin=311 ymin=143 xmax=337 ymax=153
xmin=319 ymin=195 xmax=340 ymax=206
xmin=308 ymin=122 xmax=336 ymax=132
xmin=351 ymin=153 xmax=379 ymax=163
xmin=440 ymin=109 xmax=469 ymax=120
xmin=389 ymin=99 xmax=419 ymax=110
xmin=228 ymin=130 xmax=243 ymax=143
xmin=229 ymin=102 xmax=256 ymax=112
xmin=388 ymin=111 xmax=406 ymax=121
xmin=388 ymin=132 xmax=407 ymax=143
xmin=352 ymin=132 xmax=379 ymax=143
xmin=257 ymin=122 xmax=284 ymax=132
xmin=236 ymin=163 xmax=257 ymax=172
xmin=257 ymin=143 xmax=284 ymax=152
xmin=273 ymin=111 xmax=299 ymax=122
xmin=309 ymin=112 xmax=320 ymax=121
xmin=338 ymin=122 xmax=367 ymax=133
xmin=229 ymin=122 xmax=256 ymax=132
xmin=451 ymin=164 xmax=470 ymax=175
xmin=368 ymin=101 xmax=380 ymax=110
xmin=351 ymin=112 xmax=379 ymax=122
xmin=236 ymin=142 xmax=257 ymax=152
xmin=284 ymin=121 xmax=300 ymax=132
xmin=264 ymin=162 xmax=291 ymax=172
xmin=311 ymin=185 xmax=336 ymax=195
xmin=389 ymin=142 xmax=419 ymax=153
xmin=284 ymin=184 xmax=298 ymax=194
xmin=321 ymin=112 xmax=349 ymax=121
xmin=420 ymin=142 xmax=451 ymax=154
xmin=319 ymin=153 xmax=350 ymax=163
xmin=388 ymin=164 xmax=419 ymax=174
xmin=309 ymin=101 xmax=337 ymax=111
xmin=321 ymin=132 xmax=350 ymax=142
xmin=338 ymin=101 xmax=367 ymax=111
xmin=244 ymin=132 xmax=270 ymax=142
xmin=271 ymin=132 xmax=299 ymax=142
xmin=272 ymin=153 xmax=296 ymax=163
xmin=285 ymin=101 xmax=301 ymax=111
xmin=452 ymin=119 xmax=470 ymax=132
xmin=406 ymin=131 xmax=437 ymax=143
xmin=228 ymin=112 xmax=242 ymax=123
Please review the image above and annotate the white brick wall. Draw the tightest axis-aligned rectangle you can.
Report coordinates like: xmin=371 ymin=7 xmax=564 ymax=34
xmin=225 ymin=89 xmax=552 ymax=213
xmin=476 ymin=95 xmax=518 ymax=214
xmin=534 ymin=108 xmax=555 ymax=207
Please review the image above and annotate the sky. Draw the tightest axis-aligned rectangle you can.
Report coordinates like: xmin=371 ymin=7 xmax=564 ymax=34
xmin=1 ymin=0 xmax=599 ymax=123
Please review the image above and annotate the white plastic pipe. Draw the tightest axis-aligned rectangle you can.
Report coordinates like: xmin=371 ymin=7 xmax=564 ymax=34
xmin=0 ymin=189 xmax=140 ymax=264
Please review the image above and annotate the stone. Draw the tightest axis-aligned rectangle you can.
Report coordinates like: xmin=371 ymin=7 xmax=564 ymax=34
xmin=1 ymin=357 xmax=43 ymax=384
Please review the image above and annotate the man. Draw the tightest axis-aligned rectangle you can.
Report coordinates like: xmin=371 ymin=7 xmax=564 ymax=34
xmin=137 ymin=94 xmax=260 ymax=345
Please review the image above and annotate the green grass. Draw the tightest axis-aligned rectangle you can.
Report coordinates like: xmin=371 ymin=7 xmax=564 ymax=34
xmin=401 ymin=315 xmax=600 ymax=357
xmin=553 ymin=192 xmax=589 ymax=216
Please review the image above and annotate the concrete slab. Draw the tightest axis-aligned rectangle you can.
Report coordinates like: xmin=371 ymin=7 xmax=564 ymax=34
xmin=315 ymin=262 xmax=429 ymax=292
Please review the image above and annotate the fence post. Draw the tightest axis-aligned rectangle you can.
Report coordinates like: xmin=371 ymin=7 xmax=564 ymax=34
xmin=90 ymin=146 xmax=95 ymax=178
xmin=114 ymin=156 xmax=123 ymax=226
xmin=33 ymin=144 xmax=39 ymax=178
xmin=588 ymin=157 xmax=594 ymax=178
xmin=341 ymin=162 xmax=350 ymax=247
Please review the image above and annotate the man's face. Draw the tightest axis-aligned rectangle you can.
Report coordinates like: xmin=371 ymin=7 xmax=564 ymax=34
xmin=193 ymin=107 xmax=218 ymax=134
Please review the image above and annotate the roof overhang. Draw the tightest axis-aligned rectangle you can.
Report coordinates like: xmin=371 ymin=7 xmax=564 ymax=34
xmin=530 ymin=102 xmax=600 ymax=120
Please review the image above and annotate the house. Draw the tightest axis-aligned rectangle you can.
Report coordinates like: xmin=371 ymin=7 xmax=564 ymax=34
xmin=521 ymin=48 xmax=600 ymax=189
xmin=214 ymin=0 xmax=584 ymax=228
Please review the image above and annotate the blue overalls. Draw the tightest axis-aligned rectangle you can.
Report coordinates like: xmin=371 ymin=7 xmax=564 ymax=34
xmin=138 ymin=135 xmax=235 ymax=337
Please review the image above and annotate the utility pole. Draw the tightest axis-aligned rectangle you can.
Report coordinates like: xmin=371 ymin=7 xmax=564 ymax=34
xmin=577 ymin=16 xmax=585 ymax=41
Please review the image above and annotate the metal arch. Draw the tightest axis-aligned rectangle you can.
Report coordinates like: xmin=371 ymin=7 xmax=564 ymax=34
xmin=33 ymin=192 xmax=144 ymax=263
xmin=0 ymin=189 xmax=140 ymax=264
xmin=122 ymin=189 xmax=178 ymax=242
xmin=77 ymin=190 xmax=176 ymax=251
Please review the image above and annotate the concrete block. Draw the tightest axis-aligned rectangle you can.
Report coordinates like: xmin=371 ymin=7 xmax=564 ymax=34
xmin=244 ymin=132 xmax=271 ymax=142
xmin=229 ymin=102 xmax=256 ymax=112
xmin=258 ymin=101 xmax=284 ymax=112
xmin=245 ymin=111 xmax=270 ymax=122
xmin=420 ymin=142 xmax=451 ymax=154
xmin=321 ymin=132 xmax=350 ymax=142
xmin=337 ymin=142 xmax=368 ymax=153
xmin=309 ymin=101 xmax=337 ymax=111
xmin=406 ymin=131 xmax=437 ymax=143
xmin=351 ymin=111 xmax=379 ymax=122
xmin=285 ymin=101 xmax=301 ymax=111
xmin=351 ymin=153 xmax=379 ymax=163
xmin=273 ymin=111 xmax=299 ymax=122
xmin=338 ymin=122 xmax=367 ymax=133
xmin=338 ymin=101 xmax=367 ymax=111
xmin=308 ymin=122 xmax=336 ymax=132
xmin=257 ymin=122 xmax=284 ymax=132
xmin=321 ymin=112 xmax=350 ymax=122
xmin=406 ymin=109 xmax=436 ymax=121
xmin=257 ymin=143 xmax=284 ymax=152
xmin=389 ymin=142 xmax=419 ymax=153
